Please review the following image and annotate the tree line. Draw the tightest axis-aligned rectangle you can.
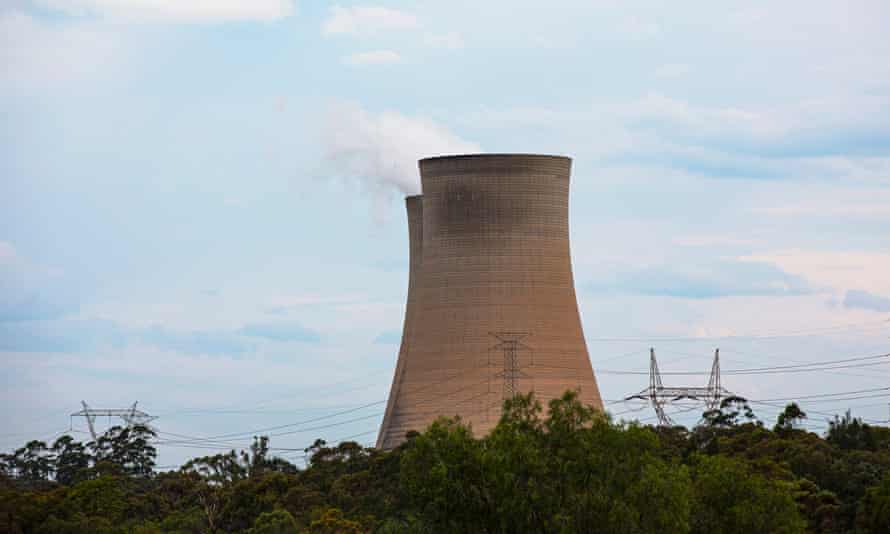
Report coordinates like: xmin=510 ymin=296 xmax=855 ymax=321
xmin=2 ymin=392 xmax=890 ymax=533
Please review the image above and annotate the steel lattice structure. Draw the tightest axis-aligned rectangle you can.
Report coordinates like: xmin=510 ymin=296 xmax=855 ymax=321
xmin=490 ymin=332 xmax=533 ymax=400
xmin=625 ymin=348 xmax=731 ymax=426
xmin=71 ymin=401 xmax=158 ymax=440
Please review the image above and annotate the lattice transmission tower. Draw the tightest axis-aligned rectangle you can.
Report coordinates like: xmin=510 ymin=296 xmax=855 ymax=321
xmin=71 ymin=401 xmax=158 ymax=440
xmin=489 ymin=332 xmax=533 ymax=399
xmin=625 ymin=348 xmax=731 ymax=426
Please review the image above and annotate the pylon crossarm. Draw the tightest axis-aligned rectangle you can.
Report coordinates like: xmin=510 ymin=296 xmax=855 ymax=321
xmin=648 ymin=387 xmax=713 ymax=398
xmin=71 ymin=401 xmax=157 ymax=440
xmin=71 ymin=408 xmax=153 ymax=417
xmin=621 ymin=347 xmax=730 ymax=427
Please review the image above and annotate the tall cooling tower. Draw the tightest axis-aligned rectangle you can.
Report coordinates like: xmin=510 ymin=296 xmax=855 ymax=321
xmin=377 ymin=154 xmax=602 ymax=450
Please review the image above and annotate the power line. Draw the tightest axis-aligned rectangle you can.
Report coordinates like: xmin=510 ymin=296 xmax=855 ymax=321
xmin=13 ymin=322 xmax=885 ymax=457
xmin=267 ymin=413 xmax=383 ymax=439
xmin=755 ymin=387 xmax=890 ymax=403
xmin=286 ymin=398 xmax=511 ymax=462
xmin=153 ymin=369 xmax=507 ymax=452
xmin=154 ymin=368 xmax=391 ymax=418
xmin=178 ymin=333 xmax=884 ymax=444
xmin=154 ymin=412 xmax=383 ymax=449
xmin=589 ymin=347 xmax=650 ymax=366
xmin=721 ymin=352 xmax=890 ymax=374
xmin=586 ymin=318 xmax=888 ymax=342
xmin=716 ymin=351 xmax=888 ymax=384
xmin=157 ymin=393 xmax=509 ymax=456
xmin=594 ymin=352 xmax=890 ymax=376
xmin=155 ymin=401 xmax=386 ymax=444
xmin=748 ymin=400 xmax=885 ymax=426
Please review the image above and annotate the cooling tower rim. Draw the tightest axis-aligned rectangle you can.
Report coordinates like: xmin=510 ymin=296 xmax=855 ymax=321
xmin=419 ymin=153 xmax=571 ymax=164
xmin=419 ymin=154 xmax=572 ymax=177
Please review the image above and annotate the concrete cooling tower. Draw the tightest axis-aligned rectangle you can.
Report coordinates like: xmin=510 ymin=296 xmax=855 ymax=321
xmin=377 ymin=154 xmax=602 ymax=450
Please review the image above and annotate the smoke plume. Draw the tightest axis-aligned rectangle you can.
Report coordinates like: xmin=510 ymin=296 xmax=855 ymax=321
xmin=322 ymin=101 xmax=480 ymax=195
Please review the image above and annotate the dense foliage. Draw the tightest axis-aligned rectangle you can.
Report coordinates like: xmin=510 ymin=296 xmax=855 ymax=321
xmin=2 ymin=392 xmax=890 ymax=533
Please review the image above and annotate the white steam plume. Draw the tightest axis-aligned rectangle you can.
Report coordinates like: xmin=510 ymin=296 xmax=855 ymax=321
xmin=322 ymin=101 xmax=480 ymax=195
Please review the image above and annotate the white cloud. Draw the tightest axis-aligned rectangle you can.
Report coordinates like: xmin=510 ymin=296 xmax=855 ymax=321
xmin=454 ymin=92 xmax=890 ymax=185
xmin=752 ymin=203 xmax=890 ymax=220
xmin=1 ymin=2 xmax=297 ymax=87
xmin=794 ymin=156 xmax=890 ymax=184
xmin=321 ymin=100 xmax=480 ymax=195
xmin=0 ymin=11 xmax=123 ymax=89
xmin=585 ymin=259 xmax=813 ymax=299
xmin=264 ymin=293 xmax=367 ymax=314
xmin=844 ymin=290 xmax=890 ymax=313
xmin=456 ymin=106 xmax=582 ymax=127
xmin=627 ymin=92 xmax=789 ymax=139
xmin=343 ymin=49 xmax=401 ymax=65
xmin=624 ymin=92 xmax=890 ymax=162
xmin=739 ymin=250 xmax=890 ymax=295
xmin=323 ymin=5 xmax=418 ymax=36
xmin=34 ymin=0 xmax=296 ymax=23
xmin=671 ymin=235 xmax=760 ymax=248
xmin=748 ymin=183 xmax=890 ymax=220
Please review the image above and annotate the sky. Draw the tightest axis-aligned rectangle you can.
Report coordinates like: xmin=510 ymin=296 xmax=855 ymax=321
xmin=1 ymin=0 xmax=889 ymax=466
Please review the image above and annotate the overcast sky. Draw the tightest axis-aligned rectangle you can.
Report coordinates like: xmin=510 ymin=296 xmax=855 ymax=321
xmin=2 ymin=1 xmax=889 ymax=466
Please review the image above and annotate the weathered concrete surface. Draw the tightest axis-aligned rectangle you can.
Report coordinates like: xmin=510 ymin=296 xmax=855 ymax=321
xmin=377 ymin=155 xmax=602 ymax=449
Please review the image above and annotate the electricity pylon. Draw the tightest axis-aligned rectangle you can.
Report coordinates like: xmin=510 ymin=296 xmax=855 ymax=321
xmin=625 ymin=348 xmax=731 ymax=426
xmin=71 ymin=401 xmax=158 ymax=440
xmin=490 ymin=332 xmax=532 ymax=399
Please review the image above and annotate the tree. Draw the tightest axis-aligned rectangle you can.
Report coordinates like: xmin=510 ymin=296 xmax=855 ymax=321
xmin=695 ymin=396 xmax=759 ymax=453
xmin=240 ymin=436 xmax=297 ymax=478
xmin=247 ymin=508 xmax=300 ymax=534
xmin=482 ymin=393 xmax=550 ymax=532
xmin=701 ymin=396 xmax=757 ymax=429
xmin=827 ymin=410 xmax=876 ymax=451
xmin=690 ymin=454 xmax=806 ymax=534
xmin=10 ymin=440 xmax=53 ymax=482
xmin=34 ymin=514 xmax=117 ymax=534
xmin=0 ymin=453 xmax=13 ymax=479
xmin=304 ymin=508 xmax=364 ymax=534
xmin=181 ymin=437 xmax=296 ymax=488
xmin=1 ymin=388 xmax=889 ymax=533
xmin=793 ymin=478 xmax=840 ymax=533
xmin=244 ymin=436 xmax=272 ymax=478
xmin=182 ymin=450 xmax=247 ymax=485
xmin=91 ymin=425 xmax=157 ymax=476
xmin=400 ymin=416 xmax=488 ymax=532
xmin=51 ymin=435 xmax=92 ymax=486
xmin=857 ymin=473 xmax=890 ymax=533
xmin=541 ymin=391 xmax=693 ymax=533
xmin=63 ymin=475 xmax=127 ymax=524
xmin=775 ymin=403 xmax=807 ymax=433
xmin=402 ymin=391 xmax=696 ymax=533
